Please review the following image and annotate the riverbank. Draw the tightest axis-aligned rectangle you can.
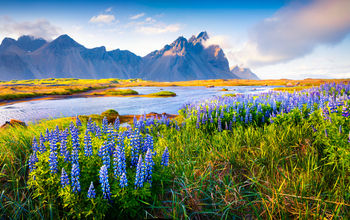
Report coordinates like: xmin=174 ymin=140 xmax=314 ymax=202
xmin=1 ymin=78 xmax=348 ymax=106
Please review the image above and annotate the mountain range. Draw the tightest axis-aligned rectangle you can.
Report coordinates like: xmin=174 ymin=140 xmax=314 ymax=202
xmin=0 ymin=32 xmax=259 ymax=81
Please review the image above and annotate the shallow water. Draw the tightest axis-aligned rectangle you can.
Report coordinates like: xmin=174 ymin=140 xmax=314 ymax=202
xmin=0 ymin=86 xmax=276 ymax=124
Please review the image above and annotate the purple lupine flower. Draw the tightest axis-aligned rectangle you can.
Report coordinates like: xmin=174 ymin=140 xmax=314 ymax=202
xmin=143 ymin=134 xmax=153 ymax=153
xmin=218 ymin=117 xmax=222 ymax=132
xmin=28 ymin=152 xmax=38 ymax=172
xmin=325 ymin=129 xmax=328 ymax=138
xmin=48 ymin=151 xmax=58 ymax=174
xmin=134 ymin=155 xmax=145 ymax=189
xmin=32 ymin=137 xmax=39 ymax=153
xmin=76 ymin=116 xmax=82 ymax=127
xmin=84 ymin=132 xmax=93 ymax=157
xmin=60 ymin=138 xmax=70 ymax=162
xmin=130 ymin=130 xmax=141 ymax=167
xmin=311 ymin=125 xmax=317 ymax=132
xmin=113 ymin=145 xmax=126 ymax=178
xmin=120 ymin=172 xmax=128 ymax=188
xmin=61 ymin=168 xmax=69 ymax=188
xmin=87 ymin=182 xmax=96 ymax=199
xmin=102 ymin=116 xmax=108 ymax=134
xmin=339 ymin=125 xmax=342 ymax=134
xmin=71 ymin=163 xmax=81 ymax=193
xmin=99 ymin=165 xmax=111 ymax=200
xmin=342 ymin=104 xmax=349 ymax=117
xmin=144 ymin=148 xmax=154 ymax=184
xmin=99 ymin=142 xmax=111 ymax=169
xmin=161 ymin=147 xmax=169 ymax=167
xmin=114 ymin=117 xmax=120 ymax=130
xmin=39 ymin=133 xmax=46 ymax=153
xmin=95 ymin=126 xmax=102 ymax=138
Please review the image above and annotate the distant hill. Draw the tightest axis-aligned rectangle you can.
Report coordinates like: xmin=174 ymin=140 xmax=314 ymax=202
xmin=0 ymin=32 xmax=258 ymax=81
xmin=230 ymin=65 xmax=260 ymax=80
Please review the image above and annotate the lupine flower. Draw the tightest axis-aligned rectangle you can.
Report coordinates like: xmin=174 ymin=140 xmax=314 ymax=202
xmin=120 ymin=172 xmax=128 ymax=188
xmin=99 ymin=165 xmax=111 ymax=200
xmin=325 ymin=129 xmax=328 ymax=138
xmin=161 ymin=147 xmax=169 ymax=167
xmin=218 ymin=117 xmax=222 ymax=132
xmin=61 ymin=168 xmax=69 ymax=188
xmin=130 ymin=130 xmax=141 ymax=167
xmin=95 ymin=126 xmax=102 ymax=138
xmin=113 ymin=144 xmax=126 ymax=178
xmin=99 ymin=142 xmax=111 ymax=169
xmin=39 ymin=133 xmax=46 ymax=153
xmin=114 ymin=117 xmax=120 ymax=130
xmin=144 ymin=148 xmax=154 ymax=184
xmin=71 ymin=163 xmax=81 ymax=193
xmin=134 ymin=155 xmax=145 ymax=189
xmin=32 ymin=137 xmax=39 ymax=153
xmin=311 ymin=125 xmax=317 ymax=132
xmin=102 ymin=116 xmax=108 ymax=134
xmin=84 ymin=132 xmax=93 ymax=157
xmin=28 ymin=152 xmax=38 ymax=172
xmin=48 ymin=151 xmax=58 ymax=173
xmin=60 ymin=138 xmax=70 ymax=162
xmin=76 ymin=116 xmax=82 ymax=127
xmin=339 ymin=125 xmax=342 ymax=134
xmin=342 ymin=104 xmax=349 ymax=117
xmin=87 ymin=182 xmax=96 ymax=199
xmin=143 ymin=134 xmax=153 ymax=153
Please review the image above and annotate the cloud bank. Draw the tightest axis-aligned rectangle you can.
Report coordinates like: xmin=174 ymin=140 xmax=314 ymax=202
xmin=233 ymin=0 xmax=350 ymax=67
xmin=0 ymin=16 xmax=61 ymax=40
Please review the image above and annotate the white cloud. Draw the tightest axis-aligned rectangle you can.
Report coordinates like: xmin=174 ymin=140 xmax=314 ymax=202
xmin=137 ymin=23 xmax=181 ymax=34
xmin=0 ymin=16 xmax=61 ymax=40
xmin=105 ymin=7 xmax=112 ymax=13
xmin=89 ymin=14 xmax=116 ymax=24
xmin=202 ymin=35 xmax=232 ymax=49
xmin=232 ymin=0 xmax=350 ymax=67
xmin=130 ymin=13 xmax=145 ymax=20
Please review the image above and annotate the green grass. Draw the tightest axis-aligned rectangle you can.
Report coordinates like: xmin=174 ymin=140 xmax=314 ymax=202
xmin=101 ymin=88 xmax=139 ymax=96
xmin=147 ymin=91 xmax=176 ymax=97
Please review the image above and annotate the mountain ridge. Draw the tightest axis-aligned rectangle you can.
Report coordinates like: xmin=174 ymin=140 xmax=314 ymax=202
xmin=0 ymin=32 xmax=259 ymax=81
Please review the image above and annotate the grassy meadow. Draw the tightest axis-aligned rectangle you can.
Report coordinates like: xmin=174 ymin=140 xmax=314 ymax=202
xmin=0 ymin=81 xmax=349 ymax=219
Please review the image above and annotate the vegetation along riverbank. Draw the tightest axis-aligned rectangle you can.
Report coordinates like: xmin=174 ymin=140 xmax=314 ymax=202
xmin=0 ymin=82 xmax=349 ymax=218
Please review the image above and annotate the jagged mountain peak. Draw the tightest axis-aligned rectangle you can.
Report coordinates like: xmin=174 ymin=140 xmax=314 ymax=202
xmin=16 ymin=35 xmax=47 ymax=52
xmin=0 ymin=37 xmax=16 ymax=48
xmin=197 ymin=31 xmax=209 ymax=41
xmin=48 ymin=34 xmax=84 ymax=49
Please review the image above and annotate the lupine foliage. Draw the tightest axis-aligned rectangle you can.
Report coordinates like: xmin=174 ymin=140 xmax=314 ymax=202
xmin=26 ymin=115 xmax=171 ymax=218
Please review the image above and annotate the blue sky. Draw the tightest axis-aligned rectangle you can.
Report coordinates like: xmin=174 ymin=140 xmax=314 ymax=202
xmin=0 ymin=0 xmax=349 ymax=79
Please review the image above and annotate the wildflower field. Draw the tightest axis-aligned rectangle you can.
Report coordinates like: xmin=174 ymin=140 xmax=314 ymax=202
xmin=0 ymin=82 xmax=349 ymax=219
